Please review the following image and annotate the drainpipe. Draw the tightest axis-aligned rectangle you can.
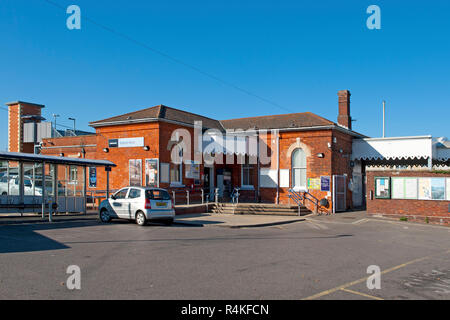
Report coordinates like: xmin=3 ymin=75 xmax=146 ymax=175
xmin=276 ymin=130 xmax=280 ymax=204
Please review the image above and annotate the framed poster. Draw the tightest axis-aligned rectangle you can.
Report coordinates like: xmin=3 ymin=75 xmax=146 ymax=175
xmin=145 ymin=159 xmax=159 ymax=187
xmin=391 ymin=177 xmax=405 ymax=199
xmin=307 ymin=178 xmax=320 ymax=190
xmin=404 ymin=178 xmax=418 ymax=199
xmin=129 ymin=159 xmax=142 ymax=186
xmin=88 ymin=167 xmax=97 ymax=188
xmin=418 ymin=178 xmax=431 ymax=200
xmin=374 ymin=177 xmax=390 ymax=199
xmin=447 ymin=178 xmax=450 ymax=200
xmin=185 ymin=161 xmax=200 ymax=179
xmin=431 ymin=178 xmax=445 ymax=200
xmin=320 ymin=176 xmax=330 ymax=192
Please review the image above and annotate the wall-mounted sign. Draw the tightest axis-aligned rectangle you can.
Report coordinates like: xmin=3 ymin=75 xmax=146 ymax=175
xmin=88 ymin=167 xmax=97 ymax=188
xmin=109 ymin=137 xmax=144 ymax=148
xmin=129 ymin=159 xmax=142 ymax=186
xmin=185 ymin=160 xmax=200 ymax=179
xmin=308 ymin=178 xmax=321 ymax=190
xmin=320 ymin=176 xmax=330 ymax=192
xmin=374 ymin=177 xmax=390 ymax=199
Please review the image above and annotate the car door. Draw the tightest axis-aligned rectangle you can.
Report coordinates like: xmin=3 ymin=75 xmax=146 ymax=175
xmin=127 ymin=188 xmax=142 ymax=219
xmin=109 ymin=188 xmax=130 ymax=218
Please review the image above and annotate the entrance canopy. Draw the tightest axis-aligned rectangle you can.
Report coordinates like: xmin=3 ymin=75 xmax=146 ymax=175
xmin=352 ymin=136 xmax=450 ymax=167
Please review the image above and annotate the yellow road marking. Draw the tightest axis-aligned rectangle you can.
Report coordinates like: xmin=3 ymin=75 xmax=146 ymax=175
xmin=302 ymin=249 xmax=450 ymax=300
xmin=340 ymin=288 xmax=384 ymax=300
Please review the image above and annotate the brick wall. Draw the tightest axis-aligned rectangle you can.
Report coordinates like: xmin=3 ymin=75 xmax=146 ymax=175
xmin=366 ymin=170 xmax=450 ymax=225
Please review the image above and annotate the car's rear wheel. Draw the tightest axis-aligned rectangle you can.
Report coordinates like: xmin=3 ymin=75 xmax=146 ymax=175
xmin=135 ymin=211 xmax=147 ymax=226
xmin=100 ymin=208 xmax=111 ymax=223
xmin=1 ymin=192 xmax=7 ymax=196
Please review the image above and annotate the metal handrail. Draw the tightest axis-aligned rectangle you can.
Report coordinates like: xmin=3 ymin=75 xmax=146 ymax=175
xmin=288 ymin=189 xmax=319 ymax=214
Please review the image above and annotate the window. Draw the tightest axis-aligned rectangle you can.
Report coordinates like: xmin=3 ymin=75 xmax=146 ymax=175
xmin=69 ymin=166 xmax=78 ymax=181
xmin=292 ymin=148 xmax=307 ymax=190
xmin=114 ymin=188 xmax=129 ymax=199
xmin=128 ymin=188 xmax=141 ymax=199
xmin=146 ymin=189 xmax=171 ymax=200
xmin=170 ymin=147 xmax=183 ymax=185
xmin=241 ymin=156 xmax=254 ymax=188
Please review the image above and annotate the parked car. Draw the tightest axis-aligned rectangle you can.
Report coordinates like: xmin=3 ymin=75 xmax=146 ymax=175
xmin=98 ymin=187 xmax=175 ymax=226
xmin=0 ymin=175 xmax=63 ymax=196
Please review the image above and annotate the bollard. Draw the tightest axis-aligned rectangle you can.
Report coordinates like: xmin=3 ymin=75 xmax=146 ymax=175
xmin=215 ymin=188 xmax=219 ymax=204
xmin=48 ymin=201 xmax=53 ymax=222
xmin=186 ymin=190 xmax=190 ymax=205
xmin=201 ymin=189 xmax=204 ymax=204
xmin=172 ymin=191 xmax=176 ymax=205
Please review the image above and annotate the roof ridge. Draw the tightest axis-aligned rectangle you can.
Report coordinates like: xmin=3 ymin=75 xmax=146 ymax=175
xmin=89 ymin=105 xmax=161 ymax=124
xmin=221 ymin=111 xmax=322 ymax=122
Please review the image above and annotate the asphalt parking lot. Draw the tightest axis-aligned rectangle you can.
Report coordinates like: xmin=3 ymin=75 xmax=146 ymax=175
xmin=0 ymin=214 xmax=449 ymax=300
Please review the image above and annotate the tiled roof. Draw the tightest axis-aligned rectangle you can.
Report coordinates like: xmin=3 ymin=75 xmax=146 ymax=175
xmin=220 ymin=112 xmax=335 ymax=130
xmin=89 ymin=105 xmax=224 ymax=130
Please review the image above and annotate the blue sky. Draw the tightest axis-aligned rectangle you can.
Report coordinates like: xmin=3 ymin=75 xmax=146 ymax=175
xmin=1 ymin=0 xmax=449 ymax=150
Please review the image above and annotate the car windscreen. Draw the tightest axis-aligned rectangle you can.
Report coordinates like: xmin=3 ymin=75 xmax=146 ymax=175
xmin=146 ymin=189 xmax=171 ymax=200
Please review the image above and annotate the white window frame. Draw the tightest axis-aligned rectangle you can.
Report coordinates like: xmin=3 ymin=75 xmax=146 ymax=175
xmin=292 ymin=148 xmax=307 ymax=192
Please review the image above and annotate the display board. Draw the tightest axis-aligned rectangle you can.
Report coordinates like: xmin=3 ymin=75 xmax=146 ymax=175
xmin=260 ymin=168 xmax=278 ymax=188
xmin=431 ymin=178 xmax=446 ymax=200
xmin=185 ymin=161 xmax=200 ymax=179
xmin=160 ymin=163 xmax=170 ymax=183
xmin=88 ymin=167 xmax=97 ymax=188
xmin=321 ymin=176 xmax=330 ymax=192
xmin=307 ymin=178 xmax=321 ymax=190
xmin=280 ymin=169 xmax=290 ymax=188
xmin=129 ymin=159 xmax=142 ymax=186
xmin=374 ymin=177 xmax=390 ymax=199
xmin=447 ymin=178 xmax=450 ymax=201
xmin=145 ymin=159 xmax=158 ymax=187
xmin=391 ymin=177 xmax=449 ymax=201
xmin=392 ymin=177 xmax=418 ymax=199
xmin=418 ymin=178 xmax=432 ymax=200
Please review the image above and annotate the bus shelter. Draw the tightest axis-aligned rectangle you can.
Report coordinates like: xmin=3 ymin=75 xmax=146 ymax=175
xmin=0 ymin=151 xmax=116 ymax=221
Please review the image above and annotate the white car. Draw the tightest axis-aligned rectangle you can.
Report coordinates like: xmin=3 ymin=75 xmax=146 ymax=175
xmin=99 ymin=187 xmax=175 ymax=226
xmin=0 ymin=175 xmax=60 ymax=196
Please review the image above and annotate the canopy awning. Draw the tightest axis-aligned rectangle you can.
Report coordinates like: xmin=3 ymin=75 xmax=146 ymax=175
xmin=0 ymin=151 xmax=116 ymax=167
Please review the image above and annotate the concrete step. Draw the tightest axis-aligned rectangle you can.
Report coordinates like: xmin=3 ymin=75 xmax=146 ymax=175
xmin=210 ymin=203 xmax=312 ymax=216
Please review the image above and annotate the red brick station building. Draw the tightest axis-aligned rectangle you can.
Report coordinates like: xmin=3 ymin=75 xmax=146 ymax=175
xmin=4 ymin=90 xmax=450 ymax=223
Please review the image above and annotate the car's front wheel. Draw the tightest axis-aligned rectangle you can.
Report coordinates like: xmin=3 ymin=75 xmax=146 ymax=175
xmin=100 ymin=208 xmax=111 ymax=223
xmin=135 ymin=211 xmax=147 ymax=226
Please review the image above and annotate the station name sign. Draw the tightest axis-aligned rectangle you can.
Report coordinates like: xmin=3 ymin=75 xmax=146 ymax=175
xmin=108 ymin=137 xmax=144 ymax=148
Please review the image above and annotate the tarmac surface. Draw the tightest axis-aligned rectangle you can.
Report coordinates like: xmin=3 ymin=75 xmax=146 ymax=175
xmin=0 ymin=211 xmax=449 ymax=299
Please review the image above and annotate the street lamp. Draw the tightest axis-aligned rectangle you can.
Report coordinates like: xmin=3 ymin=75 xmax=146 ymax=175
xmin=52 ymin=114 xmax=60 ymax=136
xmin=68 ymin=117 xmax=76 ymax=135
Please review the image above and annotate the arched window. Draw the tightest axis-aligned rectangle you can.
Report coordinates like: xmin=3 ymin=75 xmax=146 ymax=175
xmin=292 ymin=148 xmax=307 ymax=190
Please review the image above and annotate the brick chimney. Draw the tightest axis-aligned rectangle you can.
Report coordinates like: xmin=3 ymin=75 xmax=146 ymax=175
xmin=6 ymin=101 xmax=45 ymax=153
xmin=337 ymin=90 xmax=351 ymax=130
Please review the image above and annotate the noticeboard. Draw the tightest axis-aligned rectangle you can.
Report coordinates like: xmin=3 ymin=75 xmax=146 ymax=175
xmin=374 ymin=177 xmax=390 ymax=199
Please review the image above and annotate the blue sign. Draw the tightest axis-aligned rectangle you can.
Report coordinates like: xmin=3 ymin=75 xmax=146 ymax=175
xmin=321 ymin=176 xmax=330 ymax=192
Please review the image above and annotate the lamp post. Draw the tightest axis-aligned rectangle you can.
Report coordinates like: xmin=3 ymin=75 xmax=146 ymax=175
xmin=68 ymin=117 xmax=76 ymax=135
xmin=52 ymin=114 xmax=60 ymax=137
